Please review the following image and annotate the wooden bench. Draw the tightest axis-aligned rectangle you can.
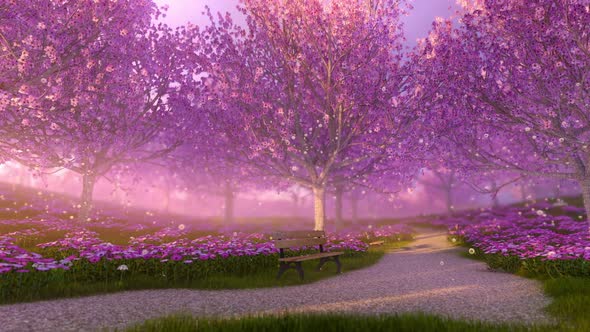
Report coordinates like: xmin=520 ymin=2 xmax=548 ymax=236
xmin=271 ymin=231 xmax=343 ymax=280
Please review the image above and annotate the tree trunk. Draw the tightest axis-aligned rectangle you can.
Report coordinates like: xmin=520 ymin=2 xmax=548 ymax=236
xmin=78 ymin=172 xmax=97 ymax=223
xmin=223 ymin=182 xmax=235 ymax=225
xmin=334 ymin=185 xmax=344 ymax=229
xmin=445 ymin=186 xmax=454 ymax=215
xmin=163 ymin=182 xmax=171 ymax=214
xmin=313 ymin=185 xmax=326 ymax=231
xmin=367 ymin=196 xmax=375 ymax=219
xmin=520 ymin=185 xmax=527 ymax=202
xmin=554 ymin=180 xmax=562 ymax=199
xmin=492 ymin=195 xmax=500 ymax=208
xmin=291 ymin=194 xmax=300 ymax=217
xmin=351 ymin=195 xmax=359 ymax=225
xmin=18 ymin=168 xmax=27 ymax=187
xmin=580 ymin=179 xmax=590 ymax=225
xmin=491 ymin=180 xmax=500 ymax=208
xmin=164 ymin=191 xmax=170 ymax=214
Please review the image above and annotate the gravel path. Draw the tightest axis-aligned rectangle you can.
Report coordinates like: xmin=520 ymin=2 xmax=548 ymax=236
xmin=0 ymin=229 xmax=552 ymax=331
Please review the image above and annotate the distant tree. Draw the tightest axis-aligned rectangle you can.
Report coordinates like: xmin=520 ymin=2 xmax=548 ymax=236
xmin=286 ymin=185 xmax=310 ymax=218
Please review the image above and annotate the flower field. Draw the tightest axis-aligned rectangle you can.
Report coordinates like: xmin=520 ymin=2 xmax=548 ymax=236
xmin=0 ymin=188 xmax=414 ymax=303
xmin=434 ymin=202 xmax=590 ymax=277
xmin=0 ymin=218 xmax=412 ymax=275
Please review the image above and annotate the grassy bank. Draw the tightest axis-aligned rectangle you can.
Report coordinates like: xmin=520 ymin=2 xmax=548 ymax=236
xmin=451 ymin=237 xmax=590 ymax=331
xmin=544 ymin=277 xmax=590 ymax=331
xmin=123 ymin=313 xmax=557 ymax=332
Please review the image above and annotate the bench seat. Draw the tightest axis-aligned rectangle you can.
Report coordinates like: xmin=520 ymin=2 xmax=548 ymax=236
xmin=279 ymin=251 xmax=344 ymax=262
xmin=272 ymin=230 xmax=343 ymax=280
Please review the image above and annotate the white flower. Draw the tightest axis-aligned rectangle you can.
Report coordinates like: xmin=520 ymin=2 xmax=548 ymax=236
xmin=480 ymin=67 xmax=487 ymax=79
xmin=117 ymin=264 xmax=128 ymax=271
xmin=178 ymin=224 xmax=185 ymax=230
xmin=468 ymin=248 xmax=476 ymax=255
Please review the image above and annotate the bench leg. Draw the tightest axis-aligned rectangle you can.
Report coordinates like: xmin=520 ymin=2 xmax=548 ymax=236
xmin=316 ymin=256 xmax=342 ymax=274
xmin=316 ymin=257 xmax=329 ymax=271
xmin=277 ymin=262 xmax=305 ymax=280
xmin=295 ymin=262 xmax=304 ymax=280
xmin=276 ymin=262 xmax=290 ymax=280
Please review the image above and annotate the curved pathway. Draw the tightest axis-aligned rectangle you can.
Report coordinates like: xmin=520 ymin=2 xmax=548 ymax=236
xmin=0 ymin=229 xmax=552 ymax=331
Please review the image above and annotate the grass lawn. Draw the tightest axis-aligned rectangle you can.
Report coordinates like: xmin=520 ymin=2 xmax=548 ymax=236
xmin=544 ymin=277 xmax=590 ymax=331
xmin=123 ymin=313 xmax=559 ymax=332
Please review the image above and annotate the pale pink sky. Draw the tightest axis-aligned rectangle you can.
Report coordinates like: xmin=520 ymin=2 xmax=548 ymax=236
xmin=155 ymin=0 xmax=459 ymax=45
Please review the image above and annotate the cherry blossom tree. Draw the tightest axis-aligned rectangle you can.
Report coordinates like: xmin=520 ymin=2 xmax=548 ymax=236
xmin=348 ymin=189 xmax=363 ymax=224
xmin=329 ymin=181 xmax=393 ymax=227
xmin=140 ymin=166 xmax=184 ymax=214
xmin=419 ymin=168 xmax=459 ymax=214
xmin=1 ymin=0 xmax=199 ymax=222
xmin=179 ymin=162 xmax=244 ymax=226
xmin=285 ymin=185 xmax=310 ymax=218
xmin=332 ymin=184 xmax=347 ymax=227
xmin=173 ymin=102 xmax=256 ymax=226
xmin=418 ymin=1 xmax=590 ymax=223
xmin=198 ymin=0 xmax=425 ymax=230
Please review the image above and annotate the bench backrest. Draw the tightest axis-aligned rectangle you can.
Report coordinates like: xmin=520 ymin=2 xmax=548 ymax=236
xmin=271 ymin=230 xmax=326 ymax=249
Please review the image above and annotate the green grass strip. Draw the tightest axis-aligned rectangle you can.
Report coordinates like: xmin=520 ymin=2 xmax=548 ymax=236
xmin=124 ymin=313 xmax=558 ymax=332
